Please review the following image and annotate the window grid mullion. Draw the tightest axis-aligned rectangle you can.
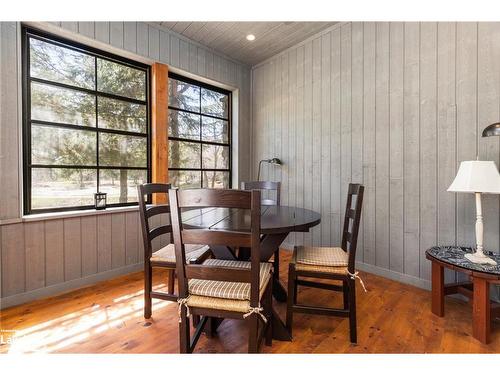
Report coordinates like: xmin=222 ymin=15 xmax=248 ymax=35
xmin=30 ymin=76 xmax=147 ymax=106
xmin=199 ymin=87 xmax=203 ymax=188
xmin=168 ymin=75 xmax=231 ymax=189
xmin=168 ymin=105 xmax=229 ymax=121
xmin=24 ymin=28 xmax=150 ymax=214
xmin=95 ymin=56 xmax=100 ymax=194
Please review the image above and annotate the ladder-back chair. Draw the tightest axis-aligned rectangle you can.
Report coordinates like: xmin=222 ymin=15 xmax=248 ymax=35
xmin=286 ymin=183 xmax=365 ymax=343
xmin=138 ymin=183 xmax=211 ymax=319
xmin=169 ymin=188 xmax=273 ymax=353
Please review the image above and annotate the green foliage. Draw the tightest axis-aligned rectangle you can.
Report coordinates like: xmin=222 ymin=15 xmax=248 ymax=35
xmin=168 ymin=78 xmax=229 ymax=189
xmin=29 ymin=37 xmax=147 ymax=207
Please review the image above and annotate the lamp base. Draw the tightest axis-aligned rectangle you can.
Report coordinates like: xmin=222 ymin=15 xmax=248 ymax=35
xmin=464 ymin=252 xmax=497 ymax=265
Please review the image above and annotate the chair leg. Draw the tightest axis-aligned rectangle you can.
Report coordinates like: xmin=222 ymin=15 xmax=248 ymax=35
xmin=247 ymin=314 xmax=259 ymax=353
xmin=348 ymin=278 xmax=357 ymax=344
xmin=204 ymin=317 xmax=217 ymax=337
xmin=192 ymin=314 xmax=200 ymax=328
xmin=144 ymin=261 xmax=152 ymax=319
xmin=292 ymin=271 xmax=298 ymax=305
xmin=273 ymin=249 xmax=280 ymax=282
xmin=264 ymin=281 xmax=273 ymax=347
xmin=168 ymin=269 xmax=175 ymax=295
xmin=286 ymin=264 xmax=296 ymax=336
xmin=343 ymin=280 xmax=349 ymax=309
xmin=179 ymin=305 xmax=191 ymax=353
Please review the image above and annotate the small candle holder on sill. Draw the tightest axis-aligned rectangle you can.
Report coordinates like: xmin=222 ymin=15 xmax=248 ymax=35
xmin=94 ymin=192 xmax=107 ymax=210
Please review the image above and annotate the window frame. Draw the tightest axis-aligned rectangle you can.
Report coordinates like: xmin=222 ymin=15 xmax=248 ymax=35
xmin=22 ymin=26 xmax=152 ymax=215
xmin=167 ymin=72 xmax=232 ymax=189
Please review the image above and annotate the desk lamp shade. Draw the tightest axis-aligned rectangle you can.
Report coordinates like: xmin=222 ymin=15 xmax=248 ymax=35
xmin=257 ymin=158 xmax=282 ymax=180
xmin=447 ymin=161 xmax=500 ymax=194
xmin=482 ymin=122 xmax=500 ymax=137
xmin=448 ymin=160 xmax=500 ymax=265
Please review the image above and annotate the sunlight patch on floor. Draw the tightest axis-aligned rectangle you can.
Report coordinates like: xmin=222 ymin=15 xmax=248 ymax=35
xmin=3 ymin=287 xmax=173 ymax=354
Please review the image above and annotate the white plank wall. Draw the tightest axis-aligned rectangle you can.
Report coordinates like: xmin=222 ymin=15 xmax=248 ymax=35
xmin=251 ymin=22 xmax=500 ymax=287
xmin=0 ymin=21 xmax=251 ymax=306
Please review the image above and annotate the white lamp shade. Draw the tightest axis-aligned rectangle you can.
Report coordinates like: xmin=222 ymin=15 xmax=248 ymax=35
xmin=448 ymin=160 xmax=500 ymax=194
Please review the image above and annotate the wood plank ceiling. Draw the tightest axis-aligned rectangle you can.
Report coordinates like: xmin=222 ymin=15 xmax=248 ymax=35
xmin=154 ymin=22 xmax=337 ymax=66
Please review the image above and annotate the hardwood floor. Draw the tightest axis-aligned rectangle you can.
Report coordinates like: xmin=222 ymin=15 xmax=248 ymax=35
xmin=1 ymin=250 xmax=499 ymax=353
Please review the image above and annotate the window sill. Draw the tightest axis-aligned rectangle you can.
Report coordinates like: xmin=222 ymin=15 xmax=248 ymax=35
xmin=19 ymin=205 xmax=139 ymax=223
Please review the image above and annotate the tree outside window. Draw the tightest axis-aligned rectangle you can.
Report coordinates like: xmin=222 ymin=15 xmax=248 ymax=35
xmin=24 ymin=28 xmax=149 ymax=213
xmin=167 ymin=74 xmax=231 ymax=189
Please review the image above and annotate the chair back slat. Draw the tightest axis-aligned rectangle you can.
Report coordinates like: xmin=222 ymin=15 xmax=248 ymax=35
xmin=140 ymin=183 xmax=170 ymax=195
xmin=149 ymin=225 xmax=173 ymax=240
xmin=341 ymin=183 xmax=364 ymax=271
xmin=178 ymin=188 xmax=252 ymax=209
xmin=241 ymin=180 xmax=281 ymax=206
xmin=182 ymin=229 xmax=252 ymax=248
xmin=138 ymin=183 xmax=172 ymax=257
xmin=169 ymin=188 xmax=262 ymax=306
xmin=146 ymin=204 xmax=170 ymax=218
xmin=185 ymin=265 xmax=251 ymax=283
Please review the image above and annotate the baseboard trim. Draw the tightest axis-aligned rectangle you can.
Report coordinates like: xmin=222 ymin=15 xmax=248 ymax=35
xmin=354 ymin=261 xmax=431 ymax=290
xmin=1 ymin=263 xmax=142 ymax=309
xmin=3 ymin=248 xmax=496 ymax=309
xmin=280 ymin=243 xmax=431 ymax=291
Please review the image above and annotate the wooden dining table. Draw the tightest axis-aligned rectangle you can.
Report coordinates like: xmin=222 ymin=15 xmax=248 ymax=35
xmin=181 ymin=205 xmax=321 ymax=340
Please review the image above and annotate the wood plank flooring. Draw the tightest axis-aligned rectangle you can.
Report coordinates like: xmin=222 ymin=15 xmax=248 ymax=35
xmin=1 ymin=251 xmax=499 ymax=353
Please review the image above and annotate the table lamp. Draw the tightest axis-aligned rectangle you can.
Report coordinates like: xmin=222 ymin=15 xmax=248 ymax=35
xmin=448 ymin=160 xmax=500 ymax=265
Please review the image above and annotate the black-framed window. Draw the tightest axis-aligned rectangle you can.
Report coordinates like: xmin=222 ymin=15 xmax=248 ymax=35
xmin=22 ymin=27 xmax=151 ymax=214
xmin=168 ymin=73 xmax=231 ymax=189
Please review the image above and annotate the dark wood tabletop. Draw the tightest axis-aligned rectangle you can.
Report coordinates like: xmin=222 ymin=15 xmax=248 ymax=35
xmin=181 ymin=205 xmax=321 ymax=235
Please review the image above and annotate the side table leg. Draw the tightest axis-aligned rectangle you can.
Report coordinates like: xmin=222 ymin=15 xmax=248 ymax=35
xmin=431 ymin=262 xmax=444 ymax=317
xmin=472 ymin=277 xmax=490 ymax=344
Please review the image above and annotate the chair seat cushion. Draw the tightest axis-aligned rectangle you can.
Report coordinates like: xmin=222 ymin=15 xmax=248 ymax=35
xmin=150 ymin=243 xmax=209 ymax=264
xmin=186 ymin=295 xmax=252 ymax=313
xmin=293 ymin=246 xmax=349 ymax=274
xmin=295 ymin=246 xmax=348 ymax=267
xmin=295 ymin=263 xmax=348 ymax=274
xmin=188 ymin=259 xmax=273 ymax=301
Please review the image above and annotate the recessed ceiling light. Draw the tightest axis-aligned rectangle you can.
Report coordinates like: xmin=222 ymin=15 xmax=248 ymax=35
xmin=246 ymin=34 xmax=256 ymax=41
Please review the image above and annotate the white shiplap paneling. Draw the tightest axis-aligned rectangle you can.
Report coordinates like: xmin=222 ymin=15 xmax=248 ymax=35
xmin=251 ymin=21 xmax=500 ymax=287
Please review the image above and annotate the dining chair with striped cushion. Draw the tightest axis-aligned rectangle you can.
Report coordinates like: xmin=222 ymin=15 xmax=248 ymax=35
xmin=169 ymin=188 xmax=273 ymax=353
xmin=138 ymin=183 xmax=211 ymax=319
xmin=286 ymin=183 xmax=365 ymax=343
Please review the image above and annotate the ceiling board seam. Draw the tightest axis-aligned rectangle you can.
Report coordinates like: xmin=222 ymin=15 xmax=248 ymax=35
xmin=252 ymin=21 xmax=346 ymax=69
xmin=147 ymin=22 xmax=250 ymax=68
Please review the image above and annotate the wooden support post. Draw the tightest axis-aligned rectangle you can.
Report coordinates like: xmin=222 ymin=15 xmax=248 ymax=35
xmin=431 ymin=262 xmax=444 ymax=317
xmin=151 ymin=62 xmax=169 ymax=203
xmin=472 ymin=277 xmax=490 ymax=344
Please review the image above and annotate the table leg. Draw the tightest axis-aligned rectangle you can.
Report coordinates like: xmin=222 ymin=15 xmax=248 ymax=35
xmin=272 ymin=249 xmax=287 ymax=302
xmin=472 ymin=277 xmax=490 ymax=344
xmin=271 ymin=306 xmax=292 ymax=341
xmin=210 ymin=245 xmax=237 ymax=260
xmin=260 ymin=233 xmax=289 ymax=302
xmin=431 ymin=262 xmax=444 ymax=317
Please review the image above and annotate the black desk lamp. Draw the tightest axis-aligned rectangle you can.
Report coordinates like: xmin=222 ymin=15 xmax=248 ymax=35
xmin=257 ymin=158 xmax=282 ymax=180
xmin=482 ymin=122 xmax=500 ymax=137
